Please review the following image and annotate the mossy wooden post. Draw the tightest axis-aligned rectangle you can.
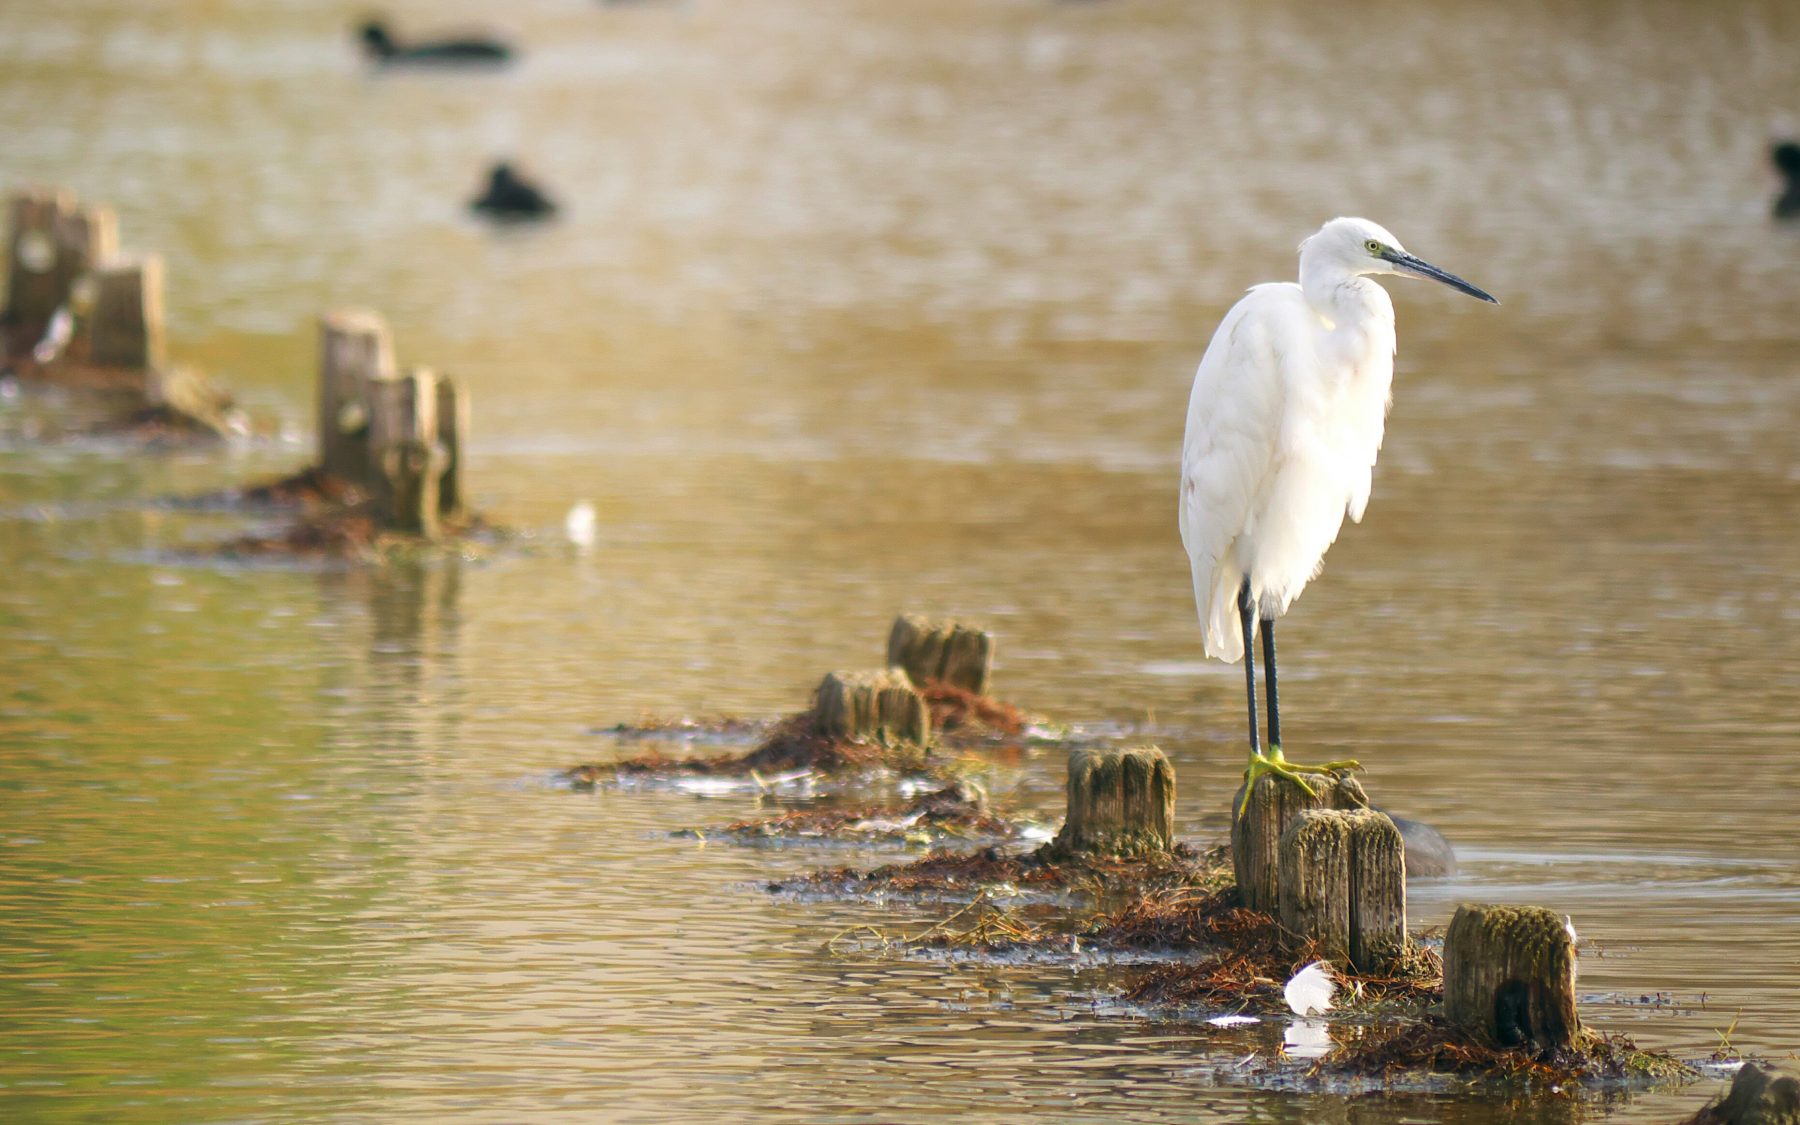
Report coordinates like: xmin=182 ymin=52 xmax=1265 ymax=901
xmin=1278 ymin=808 xmax=1405 ymax=972
xmin=887 ymin=614 xmax=993 ymax=695
xmin=435 ymin=376 xmax=469 ymax=523
xmin=1442 ymin=903 xmax=1580 ymax=1051
xmin=369 ymin=367 xmax=442 ymax=538
xmin=3 ymin=190 xmax=118 ymax=340
xmin=1348 ymin=810 xmax=1406 ymax=972
xmin=318 ymin=311 xmax=395 ymax=486
xmin=1043 ymin=746 xmax=1175 ymax=860
xmin=812 ymin=669 xmax=930 ymax=745
xmin=85 ymin=257 xmax=166 ymax=370
xmin=1231 ymin=771 xmax=1367 ymax=913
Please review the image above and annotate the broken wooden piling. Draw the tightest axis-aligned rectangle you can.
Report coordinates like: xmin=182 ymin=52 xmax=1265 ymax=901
xmin=84 ymin=256 xmax=166 ymax=371
xmin=1042 ymin=746 xmax=1175 ymax=860
xmin=887 ymin=614 xmax=993 ymax=695
xmin=1442 ymin=903 xmax=1580 ymax=1051
xmin=312 ymin=311 xmax=471 ymax=537
xmin=2 ymin=189 xmax=117 ymax=346
xmin=1277 ymin=808 xmax=1405 ymax=973
xmin=812 ymin=669 xmax=931 ymax=746
xmin=318 ymin=310 xmax=395 ymax=485
xmin=1231 ymin=771 xmax=1368 ymax=913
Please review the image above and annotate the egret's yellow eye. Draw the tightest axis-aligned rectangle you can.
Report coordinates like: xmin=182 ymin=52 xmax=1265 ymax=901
xmin=1364 ymin=239 xmax=1384 ymax=256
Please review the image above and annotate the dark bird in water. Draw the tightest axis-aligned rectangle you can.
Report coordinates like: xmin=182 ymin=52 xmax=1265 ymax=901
xmin=470 ymin=163 xmax=556 ymax=220
xmin=359 ymin=19 xmax=513 ymax=65
xmin=1773 ymin=141 xmax=1800 ymax=220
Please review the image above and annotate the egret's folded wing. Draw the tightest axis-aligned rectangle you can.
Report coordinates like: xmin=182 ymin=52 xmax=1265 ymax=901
xmin=1178 ymin=284 xmax=1297 ymax=661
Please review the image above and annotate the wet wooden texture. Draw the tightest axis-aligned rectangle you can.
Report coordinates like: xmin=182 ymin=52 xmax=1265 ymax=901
xmin=886 ymin=614 xmax=992 ymax=695
xmin=1043 ymin=746 xmax=1175 ymax=860
xmin=1443 ymin=903 xmax=1580 ymax=1051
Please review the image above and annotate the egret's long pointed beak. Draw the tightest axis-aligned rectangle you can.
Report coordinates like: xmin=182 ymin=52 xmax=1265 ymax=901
xmin=1386 ymin=251 xmax=1499 ymax=304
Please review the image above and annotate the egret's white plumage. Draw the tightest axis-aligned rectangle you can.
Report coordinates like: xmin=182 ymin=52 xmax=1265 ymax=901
xmin=1180 ymin=217 xmax=1493 ymax=661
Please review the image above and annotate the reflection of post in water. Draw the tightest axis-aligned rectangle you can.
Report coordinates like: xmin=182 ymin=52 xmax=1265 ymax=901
xmin=316 ymin=559 xmax=464 ymax=712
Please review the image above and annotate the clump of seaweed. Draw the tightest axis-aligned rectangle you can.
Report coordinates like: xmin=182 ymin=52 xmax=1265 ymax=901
xmin=921 ymin=681 xmax=1028 ymax=739
xmin=683 ymin=781 xmax=1028 ymax=846
xmin=782 ymin=840 xmax=1231 ymax=901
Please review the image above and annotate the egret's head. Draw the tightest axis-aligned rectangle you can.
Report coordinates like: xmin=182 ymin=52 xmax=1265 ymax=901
xmin=1304 ymin=217 xmax=1498 ymax=304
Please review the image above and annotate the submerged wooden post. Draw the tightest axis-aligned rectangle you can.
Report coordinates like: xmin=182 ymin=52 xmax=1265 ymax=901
xmin=318 ymin=310 xmax=395 ymax=486
xmin=435 ymin=376 xmax=469 ymax=523
xmin=1042 ymin=746 xmax=1175 ymax=860
xmin=369 ymin=367 xmax=441 ymax=537
xmin=1691 ymin=1061 xmax=1800 ymax=1125
xmin=84 ymin=257 xmax=165 ymax=370
xmin=887 ymin=613 xmax=993 ymax=695
xmin=1278 ymin=808 xmax=1406 ymax=972
xmin=1231 ymin=771 xmax=1368 ymax=913
xmin=812 ymin=669 xmax=931 ymax=745
xmin=1443 ymin=904 xmax=1580 ymax=1051
xmin=3 ymin=190 xmax=117 ymax=340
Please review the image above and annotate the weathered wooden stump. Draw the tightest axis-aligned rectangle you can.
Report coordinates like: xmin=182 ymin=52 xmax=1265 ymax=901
xmin=1442 ymin=903 xmax=1580 ymax=1051
xmin=83 ymin=257 xmax=166 ymax=370
xmin=1277 ymin=808 xmax=1405 ymax=972
xmin=435 ymin=376 xmax=469 ymax=523
xmin=368 ymin=368 xmax=444 ymax=538
xmin=1688 ymin=1061 xmax=1800 ymax=1125
xmin=1042 ymin=746 xmax=1175 ymax=860
xmin=812 ymin=669 xmax=931 ymax=745
xmin=887 ymin=613 xmax=993 ymax=695
xmin=1231 ymin=770 xmax=1368 ymax=913
xmin=2 ymin=189 xmax=117 ymax=341
xmin=318 ymin=310 xmax=396 ymax=485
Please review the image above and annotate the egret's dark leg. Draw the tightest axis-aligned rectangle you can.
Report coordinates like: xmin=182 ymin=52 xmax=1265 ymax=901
xmin=1233 ymin=590 xmax=1362 ymax=818
xmin=1238 ymin=577 xmax=1260 ymax=754
xmin=1260 ymin=616 xmax=1280 ymax=750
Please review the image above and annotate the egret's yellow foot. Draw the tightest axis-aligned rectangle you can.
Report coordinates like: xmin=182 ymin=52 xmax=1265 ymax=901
xmin=1236 ymin=746 xmax=1363 ymax=817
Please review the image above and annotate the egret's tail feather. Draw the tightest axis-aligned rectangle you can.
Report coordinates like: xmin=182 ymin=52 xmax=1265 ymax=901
xmin=1197 ymin=560 xmax=1245 ymax=662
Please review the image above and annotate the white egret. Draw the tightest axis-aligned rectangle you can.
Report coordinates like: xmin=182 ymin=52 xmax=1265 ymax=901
xmin=1178 ymin=218 xmax=1496 ymax=812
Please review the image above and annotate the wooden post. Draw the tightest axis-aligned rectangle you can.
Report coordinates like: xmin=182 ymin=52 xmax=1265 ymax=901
xmin=369 ymin=367 xmax=441 ymax=536
xmin=1278 ymin=810 xmax=1351 ymax=960
xmin=1442 ymin=904 xmax=1580 ymax=1051
xmin=435 ymin=376 xmax=469 ymax=523
xmin=1277 ymin=808 xmax=1406 ymax=972
xmin=886 ymin=613 xmax=993 ymax=695
xmin=318 ymin=310 xmax=395 ymax=486
xmin=3 ymin=190 xmax=117 ymax=340
xmin=84 ymin=256 xmax=165 ymax=370
xmin=812 ymin=669 xmax=931 ymax=745
xmin=1042 ymin=746 xmax=1175 ymax=860
xmin=1231 ymin=771 xmax=1368 ymax=913
xmin=1348 ymin=811 xmax=1406 ymax=972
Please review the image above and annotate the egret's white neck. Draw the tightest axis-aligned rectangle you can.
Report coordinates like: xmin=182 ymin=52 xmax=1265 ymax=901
xmin=1298 ymin=258 xmax=1394 ymax=334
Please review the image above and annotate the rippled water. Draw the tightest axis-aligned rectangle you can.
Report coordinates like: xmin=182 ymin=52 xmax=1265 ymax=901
xmin=3 ymin=0 xmax=1799 ymax=1121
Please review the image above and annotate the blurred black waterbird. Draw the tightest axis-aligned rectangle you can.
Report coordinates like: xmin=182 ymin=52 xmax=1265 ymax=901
xmin=470 ymin=163 xmax=557 ymax=220
xmin=359 ymin=18 xmax=514 ymax=65
xmin=1773 ymin=141 xmax=1800 ymax=220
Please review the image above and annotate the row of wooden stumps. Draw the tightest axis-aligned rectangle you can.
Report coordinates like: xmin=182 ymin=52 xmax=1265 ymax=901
xmin=316 ymin=310 xmax=468 ymax=539
xmin=1045 ymin=744 xmax=1581 ymax=1053
xmin=809 ymin=614 xmax=995 ymax=746
xmin=1 ymin=188 xmax=234 ymax=435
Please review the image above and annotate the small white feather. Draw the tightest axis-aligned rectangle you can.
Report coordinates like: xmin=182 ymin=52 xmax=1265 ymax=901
xmin=564 ymin=501 xmax=597 ymax=548
xmin=1284 ymin=960 xmax=1336 ymax=1017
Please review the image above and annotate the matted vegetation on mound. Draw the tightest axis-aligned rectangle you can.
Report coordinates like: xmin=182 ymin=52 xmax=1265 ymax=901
xmin=1323 ymin=1019 xmax=1694 ymax=1085
xmin=782 ymin=841 xmax=1232 ymax=900
xmin=211 ymin=504 xmax=498 ymax=561
xmin=567 ymin=713 xmax=913 ymax=783
xmin=680 ymin=782 xmax=1028 ymax=845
